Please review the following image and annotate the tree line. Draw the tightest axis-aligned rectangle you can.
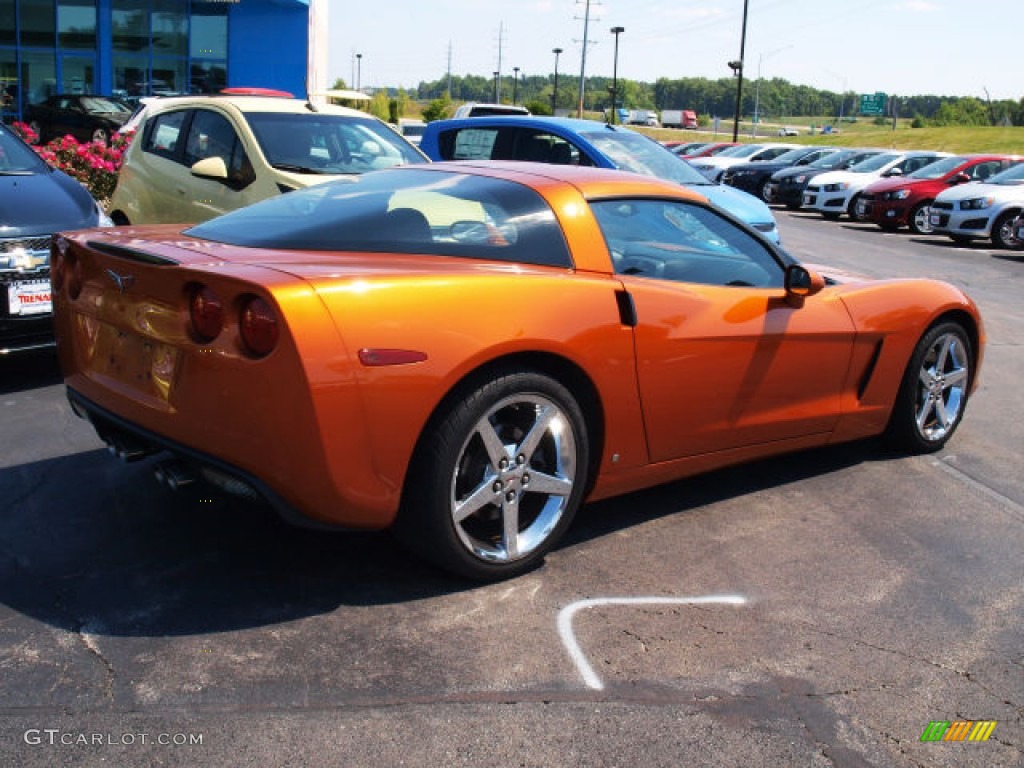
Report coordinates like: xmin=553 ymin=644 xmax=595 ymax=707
xmin=396 ymin=73 xmax=1024 ymax=126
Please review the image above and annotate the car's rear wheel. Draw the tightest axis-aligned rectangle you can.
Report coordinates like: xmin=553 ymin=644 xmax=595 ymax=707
xmin=908 ymin=201 xmax=934 ymax=235
xmin=395 ymin=370 xmax=588 ymax=581
xmin=991 ymin=210 xmax=1023 ymax=250
xmin=91 ymin=127 xmax=109 ymax=145
xmin=886 ymin=322 xmax=972 ymax=453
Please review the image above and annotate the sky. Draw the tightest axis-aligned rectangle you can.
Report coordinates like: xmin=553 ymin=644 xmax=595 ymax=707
xmin=324 ymin=0 xmax=1022 ymax=103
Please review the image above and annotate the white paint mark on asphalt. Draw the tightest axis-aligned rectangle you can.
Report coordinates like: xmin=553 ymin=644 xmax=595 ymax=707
xmin=557 ymin=594 xmax=747 ymax=690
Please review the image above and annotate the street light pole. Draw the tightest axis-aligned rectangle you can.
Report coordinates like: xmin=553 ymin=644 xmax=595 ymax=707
xmin=609 ymin=26 xmax=624 ymax=125
xmin=730 ymin=0 xmax=749 ymax=142
xmin=356 ymin=53 xmax=362 ymax=92
xmin=513 ymin=66 xmax=520 ymax=104
xmin=493 ymin=71 xmax=500 ymax=103
xmin=551 ymin=47 xmax=563 ymax=114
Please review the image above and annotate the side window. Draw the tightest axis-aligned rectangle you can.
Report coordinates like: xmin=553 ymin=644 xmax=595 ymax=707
xmin=970 ymin=160 xmax=1001 ymax=181
xmin=441 ymin=128 xmax=500 ymax=160
xmin=509 ymin=129 xmax=585 ymax=165
xmin=142 ymin=110 xmax=188 ymax=162
xmin=182 ymin=109 xmax=253 ymax=186
xmin=902 ymin=156 xmax=932 ymax=174
xmin=591 ymin=199 xmax=784 ymax=288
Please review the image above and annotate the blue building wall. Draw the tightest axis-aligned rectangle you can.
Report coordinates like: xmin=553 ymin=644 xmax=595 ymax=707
xmin=228 ymin=0 xmax=310 ymax=97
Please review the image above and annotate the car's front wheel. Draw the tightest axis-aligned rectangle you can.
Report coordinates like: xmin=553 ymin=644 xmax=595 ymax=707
xmin=91 ymin=127 xmax=109 ymax=145
xmin=886 ymin=322 xmax=972 ymax=453
xmin=991 ymin=210 xmax=1023 ymax=250
xmin=396 ymin=370 xmax=589 ymax=580
xmin=908 ymin=201 xmax=934 ymax=235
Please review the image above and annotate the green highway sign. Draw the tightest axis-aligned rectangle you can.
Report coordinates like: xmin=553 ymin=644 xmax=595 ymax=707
xmin=860 ymin=92 xmax=887 ymax=115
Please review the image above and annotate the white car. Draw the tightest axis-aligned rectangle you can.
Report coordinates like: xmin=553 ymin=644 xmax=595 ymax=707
xmin=802 ymin=151 xmax=949 ymax=219
xmin=688 ymin=143 xmax=793 ymax=182
xmin=929 ymin=162 xmax=1024 ymax=248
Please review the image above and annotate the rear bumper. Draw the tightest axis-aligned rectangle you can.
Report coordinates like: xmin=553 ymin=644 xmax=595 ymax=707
xmin=67 ymin=387 xmax=351 ymax=531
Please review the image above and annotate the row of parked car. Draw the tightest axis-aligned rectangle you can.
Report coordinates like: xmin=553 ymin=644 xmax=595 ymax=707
xmin=676 ymin=139 xmax=1024 ymax=249
xmin=2 ymin=95 xmax=1020 ymax=357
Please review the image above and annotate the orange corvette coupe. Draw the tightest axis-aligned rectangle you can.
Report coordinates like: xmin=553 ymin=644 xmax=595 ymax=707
xmin=53 ymin=163 xmax=983 ymax=580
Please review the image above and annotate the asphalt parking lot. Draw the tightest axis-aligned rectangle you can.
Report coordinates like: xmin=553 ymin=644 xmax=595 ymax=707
xmin=1 ymin=211 xmax=1021 ymax=767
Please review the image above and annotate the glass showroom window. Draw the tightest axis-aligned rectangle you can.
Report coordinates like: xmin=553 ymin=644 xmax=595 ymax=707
xmin=58 ymin=0 xmax=96 ymax=50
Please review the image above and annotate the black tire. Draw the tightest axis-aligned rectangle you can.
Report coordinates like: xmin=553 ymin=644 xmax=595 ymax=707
xmin=885 ymin=322 xmax=972 ymax=453
xmin=908 ymin=201 xmax=934 ymax=235
xmin=759 ymin=180 xmax=774 ymax=203
xmin=394 ymin=370 xmax=589 ymax=581
xmin=91 ymin=127 xmax=109 ymax=145
xmin=848 ymin=193 xmax=865 ymax=221
xmin=991 ymin=210 xmax=1023 ymax=250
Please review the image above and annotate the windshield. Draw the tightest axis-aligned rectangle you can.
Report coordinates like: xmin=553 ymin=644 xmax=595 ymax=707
xmin=847 ymin=153 xmax=901 ymax=173
xmin=584 ymin=129 xmax=710 ymax=185
xmin=715 ymin=144 xmax=764 ymax=158
xmin=0 ymin=125 xmax=47 ymax=172
xmin=986 ymin=163 xmax=1024 ymax=185
xmin=907 ymin=155 xmax=969 ymax=180
xmin=245 ymin=112 xmax=426 ymax=175
xmin=80 ymin=96 xmax=131 ymax=114
xmin=770 ymin=147 xmax=817 ymax=165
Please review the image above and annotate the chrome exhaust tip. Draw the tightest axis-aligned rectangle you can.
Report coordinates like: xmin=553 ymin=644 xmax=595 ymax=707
xmin=153 ymin=460 xmax=197 ymax=491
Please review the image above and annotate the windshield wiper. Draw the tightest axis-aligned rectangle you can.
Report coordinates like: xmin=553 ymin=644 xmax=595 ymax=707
xmin=270 ymin=163 xmax=325 ymax=174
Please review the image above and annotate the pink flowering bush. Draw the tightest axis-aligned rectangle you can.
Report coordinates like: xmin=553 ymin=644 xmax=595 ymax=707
xmin=11 ymin=121 xmax=132 ymax=204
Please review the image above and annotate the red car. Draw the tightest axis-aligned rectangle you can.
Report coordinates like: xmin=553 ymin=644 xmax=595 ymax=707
xmin=857 ymin=154 xmax=1021 ymax=234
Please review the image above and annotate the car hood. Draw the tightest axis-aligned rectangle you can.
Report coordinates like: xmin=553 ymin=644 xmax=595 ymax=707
xmin=863 ymin=176 xmax=940 ymax=194
xmin=771 ymin=166 xmax=827 ymax=182
xmin=934 ymin=180 xmax=1024 ymax=203
xmin=0 ymin=170 xmax=98 ymax=236
xmin=810 ymin=170 xmax=879 ymax=185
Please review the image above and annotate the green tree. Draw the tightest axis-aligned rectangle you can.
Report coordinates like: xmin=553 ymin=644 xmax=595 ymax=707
xmin=422 ymin=94 xmax=453 ymax=122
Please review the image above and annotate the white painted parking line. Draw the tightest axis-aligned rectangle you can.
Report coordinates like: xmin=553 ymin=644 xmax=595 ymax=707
xmin=557 ymin=595 xmax=748 ymax=690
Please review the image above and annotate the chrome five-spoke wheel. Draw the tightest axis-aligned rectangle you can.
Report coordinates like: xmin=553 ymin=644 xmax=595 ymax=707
xmin=913 ymin=331 xmax=969 ymax=442
xmin=451 ymin=393 xmax=577 ymax=564
xmin=396 ymin=370 xmax=589 ymax=580
xmin=887 ymin=322 xmax=972 ymax=452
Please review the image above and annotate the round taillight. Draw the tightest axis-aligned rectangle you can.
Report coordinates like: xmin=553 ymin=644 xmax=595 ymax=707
xmin=189 ymin=285 xmax=224 ymax=343
xmin=239 ymin=296 xmax=279 ymax=358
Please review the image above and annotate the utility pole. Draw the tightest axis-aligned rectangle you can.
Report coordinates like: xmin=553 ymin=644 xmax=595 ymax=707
xmin=576 ymin=0 xmax=595 ymax=118
xmin=495 ymin=21 xmax=504 ymax=103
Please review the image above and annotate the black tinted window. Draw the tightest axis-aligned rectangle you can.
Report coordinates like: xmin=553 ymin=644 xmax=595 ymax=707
xmin=187 ymin=169 xmax=573 ymax=268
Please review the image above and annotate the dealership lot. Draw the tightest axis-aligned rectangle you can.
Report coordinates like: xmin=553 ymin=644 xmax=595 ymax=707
xmin=1 ymin=211 xmax=1021 ymax=767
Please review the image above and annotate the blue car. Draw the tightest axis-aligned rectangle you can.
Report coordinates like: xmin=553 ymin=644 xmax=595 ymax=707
xmin=419 ymin=116 xmax=780 ymax=243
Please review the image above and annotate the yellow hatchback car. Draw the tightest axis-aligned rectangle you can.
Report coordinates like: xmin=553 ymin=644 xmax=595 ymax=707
xmin=109 ymin=95 xmax=428 ymax=225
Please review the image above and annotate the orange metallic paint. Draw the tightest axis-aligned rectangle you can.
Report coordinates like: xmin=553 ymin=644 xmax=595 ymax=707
xmin=54 ymin=163 xmax=984 ymax=531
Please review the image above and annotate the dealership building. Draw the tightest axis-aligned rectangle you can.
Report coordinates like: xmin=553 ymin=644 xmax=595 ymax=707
xmin=1 ymin=0 xmax=327 ymax=123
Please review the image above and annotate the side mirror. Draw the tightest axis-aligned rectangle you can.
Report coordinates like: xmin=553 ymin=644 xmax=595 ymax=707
xmin=190 ymin=156 xmax=228 ymax=181
xmin=882 ymin=167 xmax=903 ymax=177
xmin=949 ymin=172 xmax=971 ymax=185
xmin=785 ymin=264 xmax=826 ymax=299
